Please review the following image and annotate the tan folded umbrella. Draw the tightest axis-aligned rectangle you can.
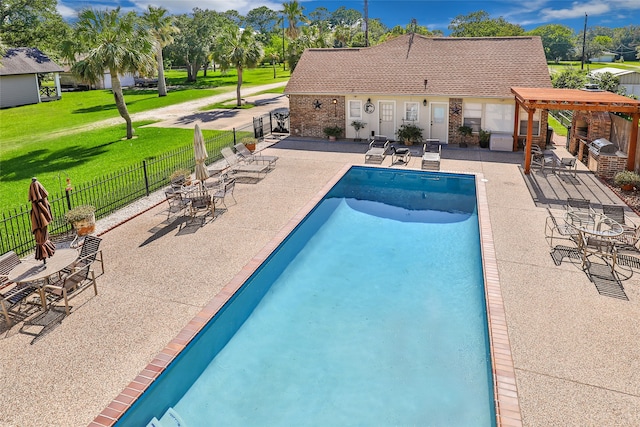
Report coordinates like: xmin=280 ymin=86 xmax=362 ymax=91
xmin=29 ymin=178 xmax=56 ymax=262
xmin=194 ymin=124 xmax=209 ymax=182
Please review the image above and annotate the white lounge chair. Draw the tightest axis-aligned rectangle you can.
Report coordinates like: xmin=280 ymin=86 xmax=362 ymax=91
xmin=364 ymin=136 xmax=389 ymax=164
xmin=233 ymin=143 xmax=277 ymax=169
xmin=421 ymin=142 xmax=441 ymax=171
xmin=220 ymin=147 xmax=269 ymax=179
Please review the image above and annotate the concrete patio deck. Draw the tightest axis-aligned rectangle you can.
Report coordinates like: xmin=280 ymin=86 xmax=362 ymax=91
xmin=1 ymin=138 xmax=639 ymax=426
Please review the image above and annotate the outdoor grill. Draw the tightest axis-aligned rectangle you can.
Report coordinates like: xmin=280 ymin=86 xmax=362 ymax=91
xmin=589 ymin=138 xmax=617 ymax=156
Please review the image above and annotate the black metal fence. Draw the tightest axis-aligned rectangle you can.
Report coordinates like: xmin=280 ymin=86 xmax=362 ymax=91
xmin=1 ymin=111 xmax=287 ymax=257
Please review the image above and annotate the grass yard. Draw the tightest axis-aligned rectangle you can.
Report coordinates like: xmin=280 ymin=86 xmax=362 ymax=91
xmin=0 ymin=66 xmax=290 ymax=146
xmin=0 ymin=121 xmax=227 ymax=209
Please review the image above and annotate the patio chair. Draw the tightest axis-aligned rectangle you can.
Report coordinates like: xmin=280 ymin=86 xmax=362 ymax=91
xmin=566 ymin=197 xmax=592 ymax=212
xmin=422 ymin=142 xmax=441 ymax=171
xmin=0 ymin=251 xmax=38 ymax=326
xmin=185 ymin=186 xmax=214 ymax=222
xmin=44 ymin=258 xmax=98 ymax=316
xmin=364 ymin=136 xmax=389 ymax=164
xmin=578 ymin=233 xmax=618 ymax=273
xmin=61 ymin=235 xmax=102 ymax=276
xmin=165 ymin=190 xmax=189 ymax=219
xmin=602 ymin=205 xmax=640 ymax=251
xmin=556 ymin=157 xmax=577 ymax=178
xmin=390 ymin=146 xmax=411 ymax=165
xmin=212 ymin=177 xmax=237 ymax=209
xmin=530 ymin=144 xmax=554 ymax=173
xmin=221 ymin=147 xmax=269 ymax=179
xmin=544 ymin=208 xmax=579 ymax=248
xmin=233 ymin=143 xmax=278 ymax=169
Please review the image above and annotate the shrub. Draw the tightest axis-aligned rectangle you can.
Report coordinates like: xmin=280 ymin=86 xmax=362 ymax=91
xmin=614 ymin=170 xmax=640 ymax=187
xmin=64 ymin=205 xmax=96 ymax=224
xmin=323 ymin=126 xmax=343 ymax=138
xmin=396 ymin=123 xmax=423 ymax=145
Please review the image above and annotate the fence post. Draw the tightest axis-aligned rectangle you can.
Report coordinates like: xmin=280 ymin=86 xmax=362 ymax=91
xmin=65 ymin=189 xmax=72 ymax=210
xmin=233 ymin=128 xmax=236 ymax=145
xmin=270 ymin=112 xmax=273 ymax=134
xmin=143 ymin=160 xmax=150 ymax=197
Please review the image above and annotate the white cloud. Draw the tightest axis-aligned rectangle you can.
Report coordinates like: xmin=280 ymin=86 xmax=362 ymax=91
xmin=130 ymin=0 xmax=283 ymax=15
xmin=57 ymin=3 xmax=78 ymax=19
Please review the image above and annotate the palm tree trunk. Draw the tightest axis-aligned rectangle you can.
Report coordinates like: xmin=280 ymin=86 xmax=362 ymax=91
xmin=110 ymin=72 xmax=133 ymax=139
xmin=156 ymin=44 xmax=167 ymax=97
xmin=236 ymin=66 xmax=243 ymax=107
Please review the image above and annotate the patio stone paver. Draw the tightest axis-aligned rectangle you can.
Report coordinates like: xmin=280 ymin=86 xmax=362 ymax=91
xmin=1 ymin=139 xmax=639 ymax=426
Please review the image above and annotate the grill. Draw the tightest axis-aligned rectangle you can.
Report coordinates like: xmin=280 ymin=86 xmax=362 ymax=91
xmin=589 ymin=138 xmax=617 ymax=156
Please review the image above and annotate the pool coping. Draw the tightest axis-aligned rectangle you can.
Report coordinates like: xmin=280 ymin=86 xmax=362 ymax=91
xmin=90 ymin=165 xmax=522 ymax=427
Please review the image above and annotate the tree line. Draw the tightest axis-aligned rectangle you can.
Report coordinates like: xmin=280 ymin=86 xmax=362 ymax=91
xmin=2 ymin=0 xmax=639 ymax=138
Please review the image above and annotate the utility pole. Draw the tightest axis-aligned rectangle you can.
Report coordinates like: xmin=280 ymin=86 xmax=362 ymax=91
xmin=581 ymin=13 xmax=587 ymax=70
xmin=364 ymin=0 xmax=369 ymax=47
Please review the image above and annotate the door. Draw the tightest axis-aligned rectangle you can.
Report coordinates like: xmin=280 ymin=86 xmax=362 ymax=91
xmin=379 ymin=101 xmax=395 ymax=139
xmin=430 ymin=102 xmax=449 ymax=143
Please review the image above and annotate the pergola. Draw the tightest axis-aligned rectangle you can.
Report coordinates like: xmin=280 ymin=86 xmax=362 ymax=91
xmin=511 ymin=87 xmax=640 ymax=174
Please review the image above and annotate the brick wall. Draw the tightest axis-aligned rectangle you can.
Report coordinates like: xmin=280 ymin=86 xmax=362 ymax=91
xmin=289 ymin=95 xmax=345 ymax=139
xmin=569 ymin=111 xmax=612 ymax=154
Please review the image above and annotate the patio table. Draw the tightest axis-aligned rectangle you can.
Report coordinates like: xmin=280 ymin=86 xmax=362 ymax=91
xmin=565 ymin=211 xmax=623 ymax=271
xmin=6 ymin=248 xmax=79 ymax=309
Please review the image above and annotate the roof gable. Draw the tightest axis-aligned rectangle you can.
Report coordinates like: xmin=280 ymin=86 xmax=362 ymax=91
xmin=286 ymin=34 xmax=552 ymax=98
xmin=0 ymin=48 xmax=64 ymax=76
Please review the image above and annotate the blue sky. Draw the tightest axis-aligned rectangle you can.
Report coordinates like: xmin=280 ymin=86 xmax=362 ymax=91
xmin=57 ymin=1 xmax=640 ymax=35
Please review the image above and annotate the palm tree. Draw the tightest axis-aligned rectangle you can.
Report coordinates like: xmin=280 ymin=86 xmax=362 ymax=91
xmin=62 ymin=8 xmax=155 ymax=139
xmin=142 ymin=6 xmax=179 ymax=97
xmin=282 ymin=1 xmax=306 ymax=40
xmin=212 ymin=26 xmax=263 ymax=107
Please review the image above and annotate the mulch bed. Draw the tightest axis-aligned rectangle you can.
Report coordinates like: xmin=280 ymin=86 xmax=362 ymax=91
xmin=600 ymin=178 xmax=640 ymax=216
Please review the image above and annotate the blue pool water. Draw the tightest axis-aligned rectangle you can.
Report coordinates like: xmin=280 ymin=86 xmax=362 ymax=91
xmin=117 ymin=167 xmax=495 ymax=426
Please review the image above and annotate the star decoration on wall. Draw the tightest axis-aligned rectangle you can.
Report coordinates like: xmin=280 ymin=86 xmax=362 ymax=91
xmin=313 ymin=99 xmax=322 ymax=110
xmin=451 ymin=103 xmax=462 ymax=115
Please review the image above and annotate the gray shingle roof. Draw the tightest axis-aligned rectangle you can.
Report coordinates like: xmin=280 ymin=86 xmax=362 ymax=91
xmin=285 ymin=34 xmax=552 ymax=98
xmin=0 ymin=47 xmax=64 ymax=76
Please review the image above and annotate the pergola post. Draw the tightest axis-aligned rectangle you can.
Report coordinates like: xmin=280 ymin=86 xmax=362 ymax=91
xmin=626 ymin=112 xmax=639 ymax=171
xmin=513 ymin=105 xmax=520 ymax=152
xmin=523 ymin=108 xmax=535 ymax=174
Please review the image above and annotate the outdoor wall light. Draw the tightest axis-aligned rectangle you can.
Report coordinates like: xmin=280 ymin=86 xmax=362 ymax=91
xmin=423 ymin=99 xmax=427 ymax=106
xmin=367 ymin=98 xmax=371 ymax=103
xmin=332 ymin=98 xmax=337 ymax=104
xmin=332 ymin=98 xmax=338 ymax=116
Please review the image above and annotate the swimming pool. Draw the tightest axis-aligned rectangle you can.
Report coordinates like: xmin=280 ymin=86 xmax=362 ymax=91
xmin=100 ymin=166 xmax=520 ymax=426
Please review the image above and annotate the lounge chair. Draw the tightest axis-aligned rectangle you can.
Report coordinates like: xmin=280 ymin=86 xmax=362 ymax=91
xmin=233 ymin=143 xmax=278 ymax=169
xmin=364 ymin=136 xmax=389 ymax=164
xmin=421 ymin=141 xmax=441 ymax=171
xmin=221 ymin=147 xmax=269 ymax=179
xmin=390 ymin=146 xmax=411 ymax=165
xmin=0 ymin=251 xmax=38 ymax=326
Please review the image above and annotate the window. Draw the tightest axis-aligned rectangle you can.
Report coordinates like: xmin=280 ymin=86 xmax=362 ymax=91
xmin=463 ymin=102 xmax=482 ymax=132
xmin=485 ymin=104 xmax=514 ymax=132
xmin=518 ymin=108 xmax=540 ymax=136
xmin=404 ymin=102 xmax=419 ymax=122
xmin=349 ymin=100 xmax=362 ymax=120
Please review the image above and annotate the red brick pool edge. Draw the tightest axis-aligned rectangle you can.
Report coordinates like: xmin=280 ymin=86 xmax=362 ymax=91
xmin=90 ymin=165 xmax=522 ymax=427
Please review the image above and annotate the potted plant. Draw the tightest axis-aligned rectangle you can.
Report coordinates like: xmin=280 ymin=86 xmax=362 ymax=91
xmin=64 ymin=205 xmax=96 ymax=236
xmin=458 ymin=125 xmax=473 ymax=147
xmin=479 ymin=129 xmax=491 ymax=148
xmin=323 ymin=125 xmax=343 ymax=141
xmin=396 ymin=123 xmax=423 ymax=146
xmin=170 ymin=168 xmax=191 ymax=187
xmin=351 ymin=120 xmax=367 ymax=141
xmin=240 ymin=136 xmax=257 ymax=152
xmin=614 ymin=170 xmax=640 ymax=191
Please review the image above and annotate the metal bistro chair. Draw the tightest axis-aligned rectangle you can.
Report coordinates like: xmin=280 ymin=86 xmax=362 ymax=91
xmin=212 ymin=177 xmax=237 ymax=210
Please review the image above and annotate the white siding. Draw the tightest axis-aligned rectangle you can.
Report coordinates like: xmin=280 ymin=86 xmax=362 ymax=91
xmin=0 ymin=74 xmax=40 ymax=108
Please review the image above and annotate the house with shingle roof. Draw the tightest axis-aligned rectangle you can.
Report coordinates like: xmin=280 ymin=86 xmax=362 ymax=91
xmin=285 ymin=34 xmax=552 ymax=147
xmin=0 ymin=47 xmax=64 ymax=109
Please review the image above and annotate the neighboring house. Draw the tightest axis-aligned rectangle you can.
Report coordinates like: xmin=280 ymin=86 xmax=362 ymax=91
xmin=0 ymin=47 xmax=63 ymax=109
xmin=589 ymin=52 xmax=617 ymax=63
xmin=285 ymin=34 xmax=552 ymax=147
xmin=589 ymin=67 xmax=640 ymax=98
xmin=60 ymin=64 xmax=136 ymax=90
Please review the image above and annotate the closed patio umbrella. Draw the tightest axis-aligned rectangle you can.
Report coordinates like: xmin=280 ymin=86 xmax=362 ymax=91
xmin=193 ymin=124 xmax=209 ymax=182
xmin=29 ymin=177 xmax=56 ymax=262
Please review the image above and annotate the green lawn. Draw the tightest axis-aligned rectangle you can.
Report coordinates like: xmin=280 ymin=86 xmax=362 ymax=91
xmin=0 ymin=66 xmax=290 ymax=147
xmin=0 ymin=122 xmax=228 ymax=208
